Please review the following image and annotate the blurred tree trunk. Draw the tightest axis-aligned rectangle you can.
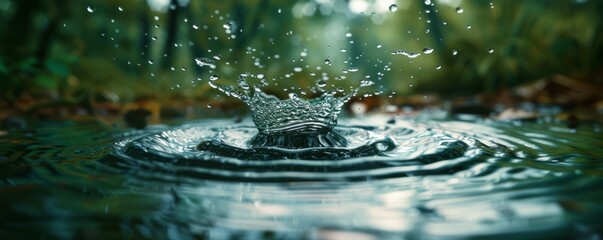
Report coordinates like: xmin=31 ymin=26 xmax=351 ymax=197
xmin=35 ymin=0 xmax=65 ymax=67
xmin=232 ymin=0 xmax=268 ymax=60
xmin=2 ymin=0 xmax=43 ymax=60
xmin=421 ymin=0 xmax=443 ymax=50
xmin=187 ymin=1 xmax=205 ymax=76
xmin=162 ymin=0 xmax=182 ymax=70
xmin=139 ymin=3 xmax=151 ymax=64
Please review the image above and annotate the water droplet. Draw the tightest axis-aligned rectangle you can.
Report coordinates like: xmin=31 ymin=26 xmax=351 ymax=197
xmin=209 ymin=74 xmax=220 ymax=81
xmin=154 ymin=16 xmax=160 ymax=21
xmin=456 ymin=7 xmax=464 ymax=13
xmin=195 ymin=57 xmax=216 ymax=69
xmin=391 ymin=50 xmax=421 ymax=59
xmin=422 ymin=48 xmax=434 ymax=54
xmin=436 ymin=65 xmax=442 ymax=70
xmin=360 ymin=80 xmax=375 ymax=87
xmin=348 ymin=67 xmax=359 ymax=72
xmin=452 ymin=50 xmax=458 ymax=56
xmin=213 ymin=54 xmax=222 ymax=60
xmin=488 ymin=48 xmax=494 ymax=53
xmin=223 ymin=23 xmax=231 ymax=29
xmin=86 ymin=6 xmax=94 ymax=13
xmin=340 ymin=48 xmax=347 ymax=53
xmin=345 ymin=32 xmax=352 ymax=38
xmin=375 ymin=142 xmax=388 ymax=151
xmin=118 ymin=6 xmax=123 ymax=12
xmin=293 ymin=67 xmax=303 ymax=72
xmin=389 ymin=4 xmax=398 ymax=12
xmin=324 ymin=58 xmax=331 ymax=65
xmin=316 ymin=80 xmax=327 ymax=88
xmin=238 ymin=79 xmax=250 ymax=90
xmin=288 ymin=93 xmax=299 ymax=100
xmin=192 ymin=24 xmax=199 ymax=29
xmin=377 ymin=44 xmax=382 ymax=49
xmin=148 ymin=60 xmax=154 ymax=65
xmin=466 ymin=25 xmax=472 ymax=29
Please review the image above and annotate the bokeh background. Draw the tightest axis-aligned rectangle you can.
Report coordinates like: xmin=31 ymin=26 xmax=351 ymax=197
xmin=1 ymin=0 xmax=602 ymax=126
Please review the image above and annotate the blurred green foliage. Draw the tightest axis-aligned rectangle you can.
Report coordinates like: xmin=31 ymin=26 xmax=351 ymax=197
xmin=0 ymin=0 xmax=601 ymax=105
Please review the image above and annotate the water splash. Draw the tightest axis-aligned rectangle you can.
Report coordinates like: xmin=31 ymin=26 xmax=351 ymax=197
xmin=194 ymin=57 xmax=374 ymax=139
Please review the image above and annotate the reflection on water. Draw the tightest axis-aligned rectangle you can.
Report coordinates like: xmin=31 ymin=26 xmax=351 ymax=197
xmin=1 ymin=117 xmax=602 ymax=239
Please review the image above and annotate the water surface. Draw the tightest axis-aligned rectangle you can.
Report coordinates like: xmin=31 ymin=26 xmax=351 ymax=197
xmin=1 ymin=116 xmax=602 ymax=239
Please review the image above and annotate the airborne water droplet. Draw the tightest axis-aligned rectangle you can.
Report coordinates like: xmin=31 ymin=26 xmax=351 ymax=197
xmin=423 ymin=48 xmax=434 ymax=54
xmin=118 ymin=6 xmax=123 ymax=11
xmin=195 ymin=57 xmax=216 ymax=69
xmin=238 ymin=78 xmax=250 ymax=90
xmin=192 ymin=24 xmax=199 ymax=29
xmin=87 ymin=6 xmax=94 ymax=13
xmin=209 ymin=74 xmax=220 ymax=81
xmin=324 ymin=58 xmax=331 ymax=65
xmin=316 ymin=80 xmax=327 ymax=88
xmin=389 ymin=4 xmax=398 ymax=12
xmin=391 ymin=50 xmax=421 ymax=59
xmin=456 ymin=7 xmax=464 ymax=13
xmin=488 ymin=48 xmax=494 ymax=53
xmin=436 ymin=65 xmax=442 ymax=70
xmin=360 ymin=80 xmax=375 ymax=87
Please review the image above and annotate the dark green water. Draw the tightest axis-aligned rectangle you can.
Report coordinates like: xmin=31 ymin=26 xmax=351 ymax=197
xmin=1 ymin=116 xmax=602 ymax=239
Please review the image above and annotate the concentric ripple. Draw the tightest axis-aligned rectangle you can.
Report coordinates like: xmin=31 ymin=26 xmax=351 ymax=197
xmin=109 ymin=118 xmax=481 ymax=182
xmin=1 ymin=117 xmax=602 ymax=239
xmin=99 ymin=116 xmax=603 ymax=238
